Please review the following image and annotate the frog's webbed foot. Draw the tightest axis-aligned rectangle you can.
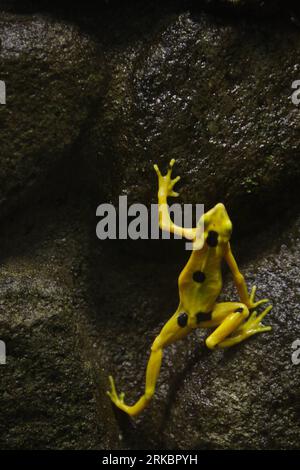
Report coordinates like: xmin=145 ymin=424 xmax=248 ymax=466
xmin=107 ymin=375 xmax=153 ymax=417
xmin=107 ymin=375 xmax=128 ymax=414
xmin=154 ymin=159 xmax=181 ymax=198
xmin=237 ymin=305 xmax=272 ymax=337
xmin=217 ymin=305 xmax=272 ymax=349
xmin=248 ymin=285 xmax=269 ymax=309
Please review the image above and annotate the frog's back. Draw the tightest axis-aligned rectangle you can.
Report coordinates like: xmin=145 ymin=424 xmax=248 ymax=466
xmin=178 ymin=246 xmax=223 ymax=315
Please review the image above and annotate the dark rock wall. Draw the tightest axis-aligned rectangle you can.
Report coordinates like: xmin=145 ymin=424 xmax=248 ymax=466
xmin=0 ymin=0 xmax=299 ymax=450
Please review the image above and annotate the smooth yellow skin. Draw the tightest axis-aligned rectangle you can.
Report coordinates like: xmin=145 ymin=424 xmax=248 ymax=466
xmin=107 ymin=159 xmax=272 ymax=416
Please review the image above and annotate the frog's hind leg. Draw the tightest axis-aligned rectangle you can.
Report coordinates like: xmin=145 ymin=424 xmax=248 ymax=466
xmin=217 ymin=305 xmax=272 ymax=348
xmin=107 ymin=309 xmax=192 ymax=417
xmin=204 ymin=302 xmax=272 ymax=350
xmin=205 ymin=302 xmax=249 ymax=349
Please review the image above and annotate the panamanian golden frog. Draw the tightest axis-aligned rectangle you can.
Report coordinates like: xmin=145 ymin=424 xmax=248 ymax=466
xmin=107 ymin=159 xmax=272 ymax=416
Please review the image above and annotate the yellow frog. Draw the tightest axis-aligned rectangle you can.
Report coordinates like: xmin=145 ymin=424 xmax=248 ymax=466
xmin=107 ymin=159 xmax=272 ymax=416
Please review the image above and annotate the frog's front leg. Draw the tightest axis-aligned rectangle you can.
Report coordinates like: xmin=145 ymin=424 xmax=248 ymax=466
xmin=205 ymin=302 xmax=272 ymax=350
xmin=107 ymin=308 xmax=192 ymax=417
xmin=224 ymin=243 xmax=269 ymax=309
xmin=153 ymin=159 xmax=197 ymax=240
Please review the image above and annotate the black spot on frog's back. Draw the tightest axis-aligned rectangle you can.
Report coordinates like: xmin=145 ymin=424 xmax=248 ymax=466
xmin=206 ymin=230 xmax=218 ymax=247
xmin=177 ymin=312 xmax=188 ymax=328
xmin=193 ymin=271 xmax=206 ymax=283
xmin=196 ymin=311 xmax=212 ymax=323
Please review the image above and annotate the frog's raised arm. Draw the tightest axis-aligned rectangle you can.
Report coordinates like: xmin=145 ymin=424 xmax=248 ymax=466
xmin=153 ymin=159 xmax=197 ymax=240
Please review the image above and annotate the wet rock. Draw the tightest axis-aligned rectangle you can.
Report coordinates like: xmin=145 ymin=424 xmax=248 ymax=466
xmin=0 ymin=196 xmax=120 ymax=450
xmin=0 ymin=272 xmax=97 ymax=449
xmin=93 ymin=10 xmax=300 ymax=234
xmin=0 ymin=0 xmax=299 ymax=451
xmin=93 ymin=214 xmax=300 ymax=449
xmin=0 ymin=12 xmax=105 ymax=219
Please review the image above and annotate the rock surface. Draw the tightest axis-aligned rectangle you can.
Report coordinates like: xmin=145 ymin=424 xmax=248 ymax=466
xmin=93 ymin=8 xmax=300 ymax=234
xmin=0 ymin=185 xmax=121 ymax=450
xmin=0 ymin=0 xmax=299 ymax=450
xmin=0 ymin=11 xmax=105 ymax=219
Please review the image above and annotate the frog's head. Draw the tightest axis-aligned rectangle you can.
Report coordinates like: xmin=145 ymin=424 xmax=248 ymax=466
xmin=200 ymin=203 xmax=232 ymax=247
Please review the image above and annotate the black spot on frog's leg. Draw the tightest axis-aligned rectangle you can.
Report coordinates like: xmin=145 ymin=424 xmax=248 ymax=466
xmin=177 ymin=312 xmax=188 ymax=328
xmin=193 ymin=271 xmax=206 ymax=283
xmin=196 ymin=311 xmax=212 ymax=323
xmin=206 ymin=230 xmax=218 ymax=247
xmin=235 ymin=307 xmax=244 ymax=313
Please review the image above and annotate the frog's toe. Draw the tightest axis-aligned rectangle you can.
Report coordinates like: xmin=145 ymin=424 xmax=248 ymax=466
xmin=249 ymin=285 xmax=270 ymax=309
xmin=252 ymin=298 xmax=269 ymax=309
xmin=107 ymin=376 xmax=127 ymax=409
xmin=153 ymin=163 xmax=161 ymax=177
xmin=240 ymin=305 xmax=272 ymax=336
xmin=168 ymin=158 xmax=176 ymax=170
xmin=256 ymin=305 xmax=273 ymax=325
xmin=250 ymin=285 xmax=257 ymax=303
xmin=107 ymin=375 xmax=118 ymax=402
